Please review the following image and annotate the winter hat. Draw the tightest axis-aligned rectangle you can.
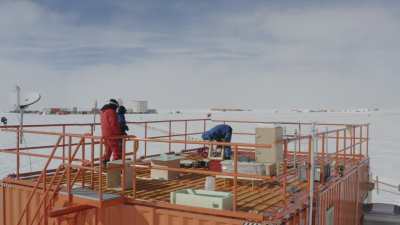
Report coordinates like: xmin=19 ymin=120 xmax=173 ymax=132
xmin=109 ymin=99 xmax=119 ymax=107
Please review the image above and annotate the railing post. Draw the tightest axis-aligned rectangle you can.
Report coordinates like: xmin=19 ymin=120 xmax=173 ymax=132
xmin=132 ymin=139 xmax=137 ymax=200
xmin=91 ymin=136 xmax=95 ymax=190
xmin=283 ymin=140 xmax=288 ymax=206
xmin=82 ymin=137 xmax=86 ymax=188
xmin=122 ymin=138 xmax=126 ymax=193
xmin=308 ymin=123 xmax=317 ymax=225
xmin=336 ymin=130 xmax=339 ymax=176
xmin=366 ymin=124 xmax=370 ymax=157
xmin=169 ymin=121 xmax=172 ymax=153
xmin=352 ymin=126 xmax=356 ymax=161
xmin=184 ymin=120 xmax=188 ymax=150
xmin=321 ymin=134 xmax=325 ymax=184
xmin=359 ymin=126 xmax=363 ymax=157
xmin=144 ymin=122 xmax=148 ymax=157
xmin=344 ymin=129 xmax=347 ymax=168
xmin=16 ymin=127 xmax=20 ymax=179
xmin=298 ymin=122 xmax=301 ymax=152
xmin=99 ymin=138 xmax=104 ymax=201
xmin=294 ymin=129 xmax=298 ymax=169
xmin=233 ymin=144 xmax=238 ymax=211
xmin=62 ymin=125 xmax=66 ymax=164
xmin=68 ymin=136 xmax=72 ymax=203
xmin=203 ymin=119 xmax=207 ymax=149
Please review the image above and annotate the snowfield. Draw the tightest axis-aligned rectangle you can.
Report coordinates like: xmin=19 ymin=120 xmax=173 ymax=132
xmin=0 ymin=110 xmax=399 ymax=204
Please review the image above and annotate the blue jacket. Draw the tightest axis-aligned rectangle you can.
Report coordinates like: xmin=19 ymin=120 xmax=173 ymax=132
xmin=117 ymin=113 xmax=129 ymax=134
xmin=202 ymin=124 xmax=232 ymax=142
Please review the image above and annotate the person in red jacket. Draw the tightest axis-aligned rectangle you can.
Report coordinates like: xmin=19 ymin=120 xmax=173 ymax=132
xmin=101 ymin=99 xmax=121 ymax=163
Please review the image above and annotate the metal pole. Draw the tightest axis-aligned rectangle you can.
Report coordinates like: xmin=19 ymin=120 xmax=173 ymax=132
xmin=16 ymin=127 xmax=20 ymax=179
xmin=233 ymin=144 xmax=238 ymax=211
xmin=294 ymin=129 xmax=298 ymax=169
xmin=144 ymin=122 xmax=148 ymax=157
xmin=308 ymin=123 xmax=317 ymax=225
xmin=62 ymin=125 xmax=66 ymax=164
xmin=169 ymin=121 xmax=172 ymax=153
xmin=366 ymin=124 xmax=370 ymax=157
xmin=184 ymin=121 xmax=188 ymax=150
xmin=93 ymin=100 xmax=98 ymax=132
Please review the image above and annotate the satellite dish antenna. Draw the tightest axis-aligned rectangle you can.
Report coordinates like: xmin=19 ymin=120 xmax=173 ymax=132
xmin=16 ymin=86 xmax=41 ymax=144
xmin=20 ymin=92 xmax=41 ymax=109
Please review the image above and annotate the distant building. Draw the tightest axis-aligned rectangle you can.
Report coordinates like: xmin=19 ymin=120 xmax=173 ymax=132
xmin=129 ymin=100 xmax=148 ymax=114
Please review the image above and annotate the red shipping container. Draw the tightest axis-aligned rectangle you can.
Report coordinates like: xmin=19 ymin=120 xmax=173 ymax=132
xmin=208 ymin=160 xmax=222 ymax=172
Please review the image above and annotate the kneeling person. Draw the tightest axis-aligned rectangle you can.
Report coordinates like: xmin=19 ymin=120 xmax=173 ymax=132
xmin=202 ymin=124 xmax=233 ymax=159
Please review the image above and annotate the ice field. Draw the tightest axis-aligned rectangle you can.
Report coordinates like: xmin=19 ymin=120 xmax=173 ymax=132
xmin=0 ymin=110 xmax=399 ymax=204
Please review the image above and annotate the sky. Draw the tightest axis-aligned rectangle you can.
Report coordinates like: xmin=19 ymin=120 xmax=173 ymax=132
xmin=0 ymin=0 xmax=399 ymax=111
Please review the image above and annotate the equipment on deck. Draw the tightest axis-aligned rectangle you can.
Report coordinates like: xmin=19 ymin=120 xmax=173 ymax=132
xmin=150 ymin=154 xmax=182 ymax=180
xmin=170 ymin=189 xmax=232 ymax=210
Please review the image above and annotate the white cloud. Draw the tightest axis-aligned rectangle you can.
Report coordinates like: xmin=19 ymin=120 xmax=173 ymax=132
xmin=0 ymin=1 xmax=399 ymax=111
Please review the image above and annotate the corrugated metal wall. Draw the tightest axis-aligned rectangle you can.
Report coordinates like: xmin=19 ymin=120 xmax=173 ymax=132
xmin=1 ymin=162 xmax=369 ymax=225
xmin=316 ymin=161 xmax=369 ymax=225
xmin=0 ymin=186 xmax=246 ymax=225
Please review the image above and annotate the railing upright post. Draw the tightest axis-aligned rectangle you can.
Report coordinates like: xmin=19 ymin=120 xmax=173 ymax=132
xmin=298 ymin=123 xmax=302 ymax=152
xmin=344 ymin=130 xmax=347 ymax=168
xmin=352 ymin=126 xmax=356 ymax=161
xmin=360 ymin=126 xmax=363 ymax=157
xmin=184 ymin=121 xmax=188 ymax=150
xmin=122 ymin=138 xmax=126 ymax=193
xmin=144 ymin=122 xmax=148 ymax=157
xmin=82 ymin=137 xmax=86 ymax=188
xmin=203 ymin=119 xmax=207 ymax=149
xmin=16 ymin=127 xmax=20 ymax=179
xmin=336 ymin=130 xmax=339 ymax=175
xmin=68 ymin=136 xmax=72 ymax=203
xmin=91 ymin=136 xmax=95 ymax=190
xmin=62 ymin=125 xmax=66 ymax=164
xmin=366 ymin=124 xmax=370 ymax=157
xmin=233 ymin=144 xmax=238 ymax=211
xmin=169 ymin=121 xmax=172 ymax=153
xmin=283 ymin=140 xmax=288 ymax=206
xmin=321 ymin=134 xmax=325 ymax=184
xmin=132 ymin=139 xmax=137 ymax=200
xmin=99 ymin=138 xmax=104 ymax=201
xmin=308 ymin=123 xmax=317 ymax=225
xmin=294 ymin=129 xmax=298 ymax=169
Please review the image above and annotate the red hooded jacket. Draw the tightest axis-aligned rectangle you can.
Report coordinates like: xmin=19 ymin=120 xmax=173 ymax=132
xmin=100 ymin=105 xmax=121 ymax=137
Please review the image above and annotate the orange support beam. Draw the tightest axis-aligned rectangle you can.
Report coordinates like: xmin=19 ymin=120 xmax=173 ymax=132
xmin=49 ymin=205 xmax=95 ymax=218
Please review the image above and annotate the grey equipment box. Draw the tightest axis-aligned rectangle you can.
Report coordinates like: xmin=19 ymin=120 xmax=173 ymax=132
xmin=220 ymin=161 xmax=277 ymax=178
xmin=150 ymin=155 xmax=182 ymax=180
xmin=255 ymin=126 xmax=284 ymax=169
xmin=170 ymin=189 xmax=233 ymax=210
xmin=107 ymin=159 xmax=134 ymax=190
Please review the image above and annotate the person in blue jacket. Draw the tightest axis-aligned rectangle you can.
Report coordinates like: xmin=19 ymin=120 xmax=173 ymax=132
xmin=117 ymin=105 xmax=129 ymax=135
xmin=117 ymin=105 xmax=129 ymax=157
xmin=202 ymin=124 xmax=233 ymax=159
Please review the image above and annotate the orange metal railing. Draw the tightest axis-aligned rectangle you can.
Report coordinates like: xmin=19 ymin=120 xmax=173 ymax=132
xmin=0 ymin=119 xmax=369 ymax=224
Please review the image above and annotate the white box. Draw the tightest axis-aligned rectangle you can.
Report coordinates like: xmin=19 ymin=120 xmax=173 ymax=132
xmin=170 ymin=189 xmax=232 ymax=210
xmin=107 ymin=160 xmax=133 ymax=189
xmin=150 ymin=155 xmax=182 ymax=180
xmin=255 ymin=126 xmax=283 ymax=164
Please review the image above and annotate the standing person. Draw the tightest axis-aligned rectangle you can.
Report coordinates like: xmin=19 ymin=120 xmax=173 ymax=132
xmin=117 ymin=105 xmax=129 ymax=157
xmin=202 ymin=124 xmax=233 ymax=159
xmin=117 ymin=105 xmax=129 ymax=135
xmin=100 ymin=99 xmax=121 ymax=163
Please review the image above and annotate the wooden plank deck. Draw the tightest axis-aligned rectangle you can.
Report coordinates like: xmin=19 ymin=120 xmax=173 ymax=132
xmin=29 ymin=152 xmax=363 ymax=215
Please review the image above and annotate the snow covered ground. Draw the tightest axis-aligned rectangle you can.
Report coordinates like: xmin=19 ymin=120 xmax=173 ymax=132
xmin=0 ymin=110 xmax=399 ymax=204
